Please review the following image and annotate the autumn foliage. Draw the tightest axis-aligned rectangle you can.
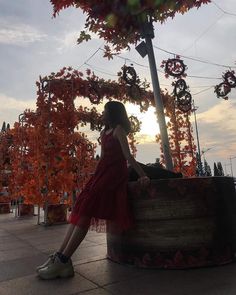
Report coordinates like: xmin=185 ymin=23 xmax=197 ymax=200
xmin=50 ymin=0 xmax=211 ymax=56
xmin=156 ymin=94 xmax=196 ymax=176
xmin=0 ymin=66 xmax=197 ymax=206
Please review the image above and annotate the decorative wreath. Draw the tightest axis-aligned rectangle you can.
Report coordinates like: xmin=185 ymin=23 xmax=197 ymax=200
xmin=123 ymin=66 xmax=137 ymax=85
xmin=223 ymin=71 xmax=236 ymax=88
xmin=86 ymin=143 xmax=93 ymax=152
xmin=177 ymin=91 xmax=192 ymax=106
xmin=178 ymin=103 xmax=192 ymax=113
xmin=139 ymin=99 xmax=150 ymax=112
xmin=88 ymin=84 xmax=101 ymax=104
xmin=174 ymin=79 xmax=187 ymax=96
xmin=165 ymin=58 xmax=186 ymax=78
xmin=129 ymin=115 xmax=141 ymax=133
xmin=41 ymin=79 xmax=50 ymax=93
xmin=214 ymin=82 xmax=231 ymax=98
xmin=128 ymin=84 xmax=142 ymax=101
xmin=176 ymin=91 xmax=192 ymax=113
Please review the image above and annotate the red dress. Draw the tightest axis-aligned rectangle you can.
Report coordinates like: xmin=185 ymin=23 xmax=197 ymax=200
xmin=69 ymin=130 xmax=133 ymax=233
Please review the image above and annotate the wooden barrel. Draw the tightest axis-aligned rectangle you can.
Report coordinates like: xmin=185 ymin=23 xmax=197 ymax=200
xmin=107 ymin=177 xmax=236 ymax=269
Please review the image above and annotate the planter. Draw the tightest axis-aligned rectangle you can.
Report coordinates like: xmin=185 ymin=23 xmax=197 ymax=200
xmin=46 ymin=204 xmax=68 ymax=225
xmin=107 ymin=177 xmax=236 ymax=269
xmin=0 ymin=202 xmax=10 ymax=214
xmin=18 ymin=204 xmax=34 ymax=216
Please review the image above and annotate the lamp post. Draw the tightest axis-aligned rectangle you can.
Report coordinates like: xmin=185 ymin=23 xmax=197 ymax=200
xmin=136 ymin=18 xmax=173 ymax=171
xmin=192 ymin=100 xmax=203 ymax=175
xmin=201 ymin=147 xmax=213 ymax=162
xmin=17 ymin=113 xmax=26 ymax=218
xmin=224 ymin=162 xmax=231 ymax=176
xmin=229 ymin=156 xmax=236 ymax=177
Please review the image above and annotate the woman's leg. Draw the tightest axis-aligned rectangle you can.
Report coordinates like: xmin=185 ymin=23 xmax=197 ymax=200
xmin=62 ymin=226 xmax=89 ymax=258
xmin=57 ymin=224 xmax=76 ymax=253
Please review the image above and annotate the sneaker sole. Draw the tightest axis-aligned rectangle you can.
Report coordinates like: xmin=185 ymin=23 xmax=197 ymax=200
xmin=38 ymin=269 xmax=74 ymax=280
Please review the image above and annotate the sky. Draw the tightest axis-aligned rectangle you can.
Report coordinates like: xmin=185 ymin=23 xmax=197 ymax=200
xmin=0 ymin=0 xmax=236 ymax=176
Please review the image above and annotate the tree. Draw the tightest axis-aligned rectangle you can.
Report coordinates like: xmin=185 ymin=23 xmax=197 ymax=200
xmin=204 ymin=159 xmax=212 ymax=176
xmin=217 ymin=162 xmax=224 ymax=176
xmin=214 ymin=162 xmax=219 ymax=176
xmin=1 ymin=122 xmax=6 ymax=133
xmin=50 ymin=0 xmax=211 ymax=56
xmin=49 ymin=0 xmax=210 ymax=172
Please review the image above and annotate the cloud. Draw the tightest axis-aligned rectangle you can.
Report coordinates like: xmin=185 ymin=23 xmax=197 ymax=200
xmin=197 ymin=99 xmax=236 ymax=133
xmin=55 ymin=30 xmax=102 ymax=54
xmin=0 ymin=93 xmax=36 ymax=126
xmin=191 ymin=99 xmax=236 ymax=174
xmin=0 ymin=21 xmax=47 ymax=46
xmin=55 ymin=31 xmax=80 ymax=53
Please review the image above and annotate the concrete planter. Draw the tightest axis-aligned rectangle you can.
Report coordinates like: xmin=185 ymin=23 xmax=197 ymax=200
xmin=46 ymin=204 xmax=68 ymax=225
xmin=0 ymin=202 xmax=10 ymax=214
xmin=107 ymin=177 xmax=236 ymax=269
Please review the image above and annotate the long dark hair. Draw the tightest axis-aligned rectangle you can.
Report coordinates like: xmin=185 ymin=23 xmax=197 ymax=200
xmin=104 ymin=101 xmax=131 ymax=134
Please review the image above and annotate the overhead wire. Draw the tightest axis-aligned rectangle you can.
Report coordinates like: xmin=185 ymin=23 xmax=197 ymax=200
xmin=98 ymin=48 xmax=149 ymax=68
xmin=85 ymin=63 xmax=117 ymax=77
xmin=192 ymin=86 xmax=214 ymax=96
xmin=74 ymin=37 xmax=229 ymax=92
xmin=181 ymin=13 xmax=224 ymax=54
xmin=212 ymin=1 xmax=236 ymax=17
xmin=78 ymin=44 xmax=103 ymax=69
xmin=153 ymin=45 xmax=236 ymax=69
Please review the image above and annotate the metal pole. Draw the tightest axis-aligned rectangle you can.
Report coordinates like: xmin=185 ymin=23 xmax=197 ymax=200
xmin=142 ymin=20 xmax=173 ymax=170
xmin=42 ymin=79 xmax=51 ymax=226
xmin=193 ymin=100 xmax=203 ymax=175
xmin=37 ymin=204 xmax=40 ymax=225
xmin=224 ymin=163 xmax=228 ymax=176
xmin=230 ymin=156 xmax=233 ymax=177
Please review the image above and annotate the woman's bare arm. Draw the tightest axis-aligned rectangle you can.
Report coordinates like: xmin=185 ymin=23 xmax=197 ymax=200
xmin=113 ymin=125 xmax=149 ymax=182
xmin=99 ymin=129 xmax=106 ymax=159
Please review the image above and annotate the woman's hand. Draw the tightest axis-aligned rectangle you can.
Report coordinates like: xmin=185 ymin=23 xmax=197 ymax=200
xmin=138 ymin=175 xmax=150 ymax=187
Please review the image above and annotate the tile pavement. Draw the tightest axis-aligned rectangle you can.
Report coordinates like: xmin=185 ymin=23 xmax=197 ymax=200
xmin=1 ymin=210 xmax=236 ymax=294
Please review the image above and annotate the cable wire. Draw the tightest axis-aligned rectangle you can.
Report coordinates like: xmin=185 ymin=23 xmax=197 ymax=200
xmin=153 ymin=45 xmax=236 ymax=69
xmin=192 ymin=86 xmax=214 ymax=96
xmin=78 ymin=45 xmax=103 ymax=69
xmin=212 ymin=1 xmax=236 ymax=17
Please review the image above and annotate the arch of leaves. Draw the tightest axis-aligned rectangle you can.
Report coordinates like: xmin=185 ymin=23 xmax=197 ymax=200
xmin=0 ymin=66 xmax=196 ymax=216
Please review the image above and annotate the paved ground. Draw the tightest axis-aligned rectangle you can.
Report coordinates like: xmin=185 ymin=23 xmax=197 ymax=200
xmin=1 ymin=211 xmax=236 ymax=295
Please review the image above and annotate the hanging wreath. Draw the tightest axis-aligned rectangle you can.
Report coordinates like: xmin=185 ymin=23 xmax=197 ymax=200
xmin=164 ymin=58 xmax=186 ymax=78
xmin=174 ymin=79 xmax=188 ymax=96
xmin=129 ymin=115 xmax=141 ymax=133
xmin=123 ymin=66 xmax=137 ymax=85
xmin=177 ymin=91 xmax=192 ymax=106
xmin=139 ymin=99 xmax=150 ymax=112
xmin=214 ymin=82 xmax=231 ymax=98
xmin=223 ymin=71 xmax=236 ymax=88
xmin=88 ymin=83 xmax=101 ymax=104
xmin=176 ymin=91 xmax=192 ymax=113
xmin=178 ymin=103 xmax=192 ymax=113
xmin=86 ymin=143 xmax=93 ymax=152
xmin=40 ymin=79 xmax=50 ymax=93
xmin=128 ymin=84 xmax=142 ymax=101
xmin=96 ymin=120 xmax=104 ymax=131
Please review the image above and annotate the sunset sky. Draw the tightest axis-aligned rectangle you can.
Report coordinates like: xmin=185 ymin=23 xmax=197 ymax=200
xmin=0 ymin=0 xmax=236 ymax=175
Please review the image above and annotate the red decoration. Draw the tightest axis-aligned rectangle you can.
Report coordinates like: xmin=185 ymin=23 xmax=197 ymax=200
xmin=214 ymin=82 xmax=231 ymax=98
xmin=223 ymin=70 xmax=236 ymax=88
xmin=163 ymin=58 xmax=187 ymax=78
xmin=49 ymin=0 xmax=211 ymax=56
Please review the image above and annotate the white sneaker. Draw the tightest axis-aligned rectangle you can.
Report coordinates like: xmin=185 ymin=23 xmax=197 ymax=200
xmin=38 ymin=255 xmax=74 ymax=280
xmin=36 ymin=253 xmax=57 ymax=272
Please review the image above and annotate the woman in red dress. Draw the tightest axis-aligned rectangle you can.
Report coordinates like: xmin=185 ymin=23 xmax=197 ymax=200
xmin=37 ymin=101 xmax=150 ymax=280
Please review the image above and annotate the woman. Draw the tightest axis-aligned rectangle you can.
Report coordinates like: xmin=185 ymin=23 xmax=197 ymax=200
xmin=37 ymin=101 xmax=150 ymax=280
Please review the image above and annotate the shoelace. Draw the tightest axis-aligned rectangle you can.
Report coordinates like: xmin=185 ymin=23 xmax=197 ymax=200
xmin=50 ymin=253 xmax=58 ymax=263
